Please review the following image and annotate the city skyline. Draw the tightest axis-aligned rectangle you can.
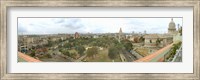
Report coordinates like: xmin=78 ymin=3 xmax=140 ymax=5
xmin=18 ymin=18 xmax=182 ymax=35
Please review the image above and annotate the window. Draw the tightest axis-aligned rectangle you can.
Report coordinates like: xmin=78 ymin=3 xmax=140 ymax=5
xmin=150 ymin=39 xmax=152 ymax=43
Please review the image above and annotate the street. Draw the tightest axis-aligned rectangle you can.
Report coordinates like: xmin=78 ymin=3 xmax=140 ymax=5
xmin=122 ymin=50 xmax=137 ymax=62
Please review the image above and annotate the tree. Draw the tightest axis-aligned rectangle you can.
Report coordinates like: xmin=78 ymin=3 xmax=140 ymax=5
xmin=156 ymin=39 xmax=161 ymax=46
xmin=86 ymin=47 xmax=98 ymax=58
xmin=123 ymin=41 xmax=133 ymax=51
xmin=76 ymin=46 xmax=86 ymax=56
xmin=139 ymin=36 xmax=145 ymax=42
xmin=43 ymin=53 xmax=52 ymax=58
xmin=59 ymin=48 xmax=64 ymax=52
xmin=64 ymin=43 xmax=72 ymax=49
xmin=59 ymin=38 xmax=62 ymax=42
xmin=58 ymin=45 xmax=62 ymax=48
xmin=59 ymin=48 xmax=70 ymax=56
xmin=108 ymin=46 xmax=118 ymax=61
xmin=134 ymin=37 xmax=139 ymax=43
xmin=47 ymin=40 xmax=53 ymax=47
xmin=179 ymin=27 xmax=182 ymax=36
xmin=115 ymin=43 xmax=124 ymax=51
xmin=36 ymin=45 xmax=42 ymax=49
xmin=30 ymin=50 xmax=36 ymax=57
xmin=42 ymin=48 xmax=48 ymax=54
xmin=63 ymin=50 xmax=70 ymax=56
xmin=70 ymin=52 xmax=79 ymax=59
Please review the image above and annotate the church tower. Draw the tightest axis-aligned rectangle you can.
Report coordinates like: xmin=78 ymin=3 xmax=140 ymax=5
xmin=168 ymin=18 xmax=176 ymax=34
xmin=119 ymin=27 xmax=123 ymax=40
xmin=117 ymin=27 xmax=124 ymax=43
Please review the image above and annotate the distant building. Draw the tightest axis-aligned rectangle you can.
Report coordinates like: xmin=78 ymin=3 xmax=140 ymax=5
xmin=144 ymin=30 xmax=147 ymax=35
xmin=118 ymin=27 xmax=125 ymax=42
xmin=50 ymin=37 xmax=59 ymax=42
xmin=93 ymin=35 xmax=99 ymax=38
xmin=74 ymin=32 xmax=80 ymax=39
xmin=143 ymin=18 xmax=180 ymax=48
xmin=144 ymin=18 xmax=178 ymax=48
xmin=119 ymin=27 xmax=123 ymax=40
xmin=128 ymin=35 xmax=141 ymax=43
xmin=144 ymin=34 xmax=173 ymax=48
xmin=144 ymin=34 xmax=160 ymax=47
xmin=132 ymin=31 xmax=135 ymax=34
xmin=143 ymin=34 xmax=173 ymax=54
xmin=168 ymin=18 xmax=177 ymax=35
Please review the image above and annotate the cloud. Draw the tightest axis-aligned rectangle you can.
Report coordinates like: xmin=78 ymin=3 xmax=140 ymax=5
xmin=52 ymin=18 xmax=65 ymax=23
xmin=18 ymin=23 xmax=27 ymax=33
xmin=18 ymin=18 xmax=182 ymax=34
xmin=60 ymin=18 xmax=83 ymax=29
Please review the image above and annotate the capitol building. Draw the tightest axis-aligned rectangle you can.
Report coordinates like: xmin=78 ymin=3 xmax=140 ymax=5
xmin=143 ymin=18 xmax=182 ymax=53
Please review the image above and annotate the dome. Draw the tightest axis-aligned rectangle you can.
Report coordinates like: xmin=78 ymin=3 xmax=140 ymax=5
xmin=168 ymin=18 xmax=176 ymax=29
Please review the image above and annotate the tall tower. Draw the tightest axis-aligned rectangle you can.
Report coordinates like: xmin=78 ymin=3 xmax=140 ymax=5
xmin=74 ymin=32 xmax=80 ymax=39
xmin=168 ymin=18 xmax=176 ymax=34
xmin=119 ymin=27 xmax=123 ymax=40
xmin=144 ymin=30 xmax=146 ymax=35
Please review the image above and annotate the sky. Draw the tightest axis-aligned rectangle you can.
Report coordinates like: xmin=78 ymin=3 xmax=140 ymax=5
xmin=18 ymin=18 xmax=182 ymax=35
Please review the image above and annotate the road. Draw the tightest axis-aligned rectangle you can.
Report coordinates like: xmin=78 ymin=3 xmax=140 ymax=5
xmin=131 ymin=50 xmax=143 ymax=59
xmin=50 ymin=41 xmax=76 ymax=62
xmin=122 ymin=50 xmax=137 ymax=62
xmin=59 ymin=54 xmax=75 ymax=61
xmin=75 ymin=54 xmax=87 ymax=62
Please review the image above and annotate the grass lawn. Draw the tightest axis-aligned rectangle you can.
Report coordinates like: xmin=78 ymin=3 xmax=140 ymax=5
xmin=68 ymin=49 xmax=77 ymax=53
xmin=135 ymin=48 xmax=149 ymax=57
xmin=84 ymin=48 xmax=121 ymax=62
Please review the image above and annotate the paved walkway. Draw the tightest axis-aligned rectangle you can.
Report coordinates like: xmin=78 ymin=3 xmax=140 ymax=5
xmin=134 ymin=43 xmax=173 ymax=62
xmin=18 ymin=52 xmax=41 ymax=62
xmin=75 ymin=54 xmax=87 ymax=62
